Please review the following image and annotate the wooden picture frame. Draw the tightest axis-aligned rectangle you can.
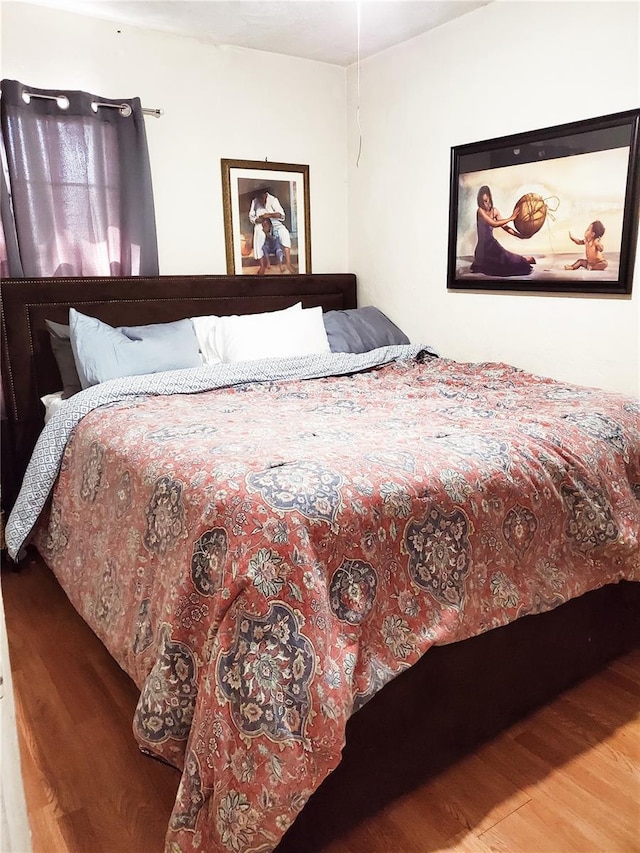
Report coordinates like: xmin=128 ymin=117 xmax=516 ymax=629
xmin=447 ymin=109 xmax=640 ymax=294
xmin=221 ymin=159 xmax=311 ymax=276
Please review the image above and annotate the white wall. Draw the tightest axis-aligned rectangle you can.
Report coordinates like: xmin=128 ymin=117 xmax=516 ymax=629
xmin=2 ymin=1 xmax=639 ymax=395
xmin=347 ymin=0 xmax=640 ymax=396
xmin=1 ymin=2 xmax=349 ymax=277
xmin=0 ymin=579 xmax=32 ymax=853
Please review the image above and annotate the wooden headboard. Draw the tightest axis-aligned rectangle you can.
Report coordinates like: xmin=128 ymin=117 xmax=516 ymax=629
xmin=0 ymin=273 xmax=357 ymax=510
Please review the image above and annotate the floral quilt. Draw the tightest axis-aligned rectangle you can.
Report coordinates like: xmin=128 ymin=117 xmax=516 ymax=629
xmin=21 ymin=355 xmax=640 ymax=852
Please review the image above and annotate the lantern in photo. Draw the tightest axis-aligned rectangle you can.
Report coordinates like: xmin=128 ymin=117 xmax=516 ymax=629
xmin=513 ymin=193 xmax=547 ymax=238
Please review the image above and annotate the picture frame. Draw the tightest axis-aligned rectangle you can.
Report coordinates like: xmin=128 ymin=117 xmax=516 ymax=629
xmin=447 ymin=109 xmax=640 ymax=294
xmin=221 ymin=159 xmax=311 ymax=276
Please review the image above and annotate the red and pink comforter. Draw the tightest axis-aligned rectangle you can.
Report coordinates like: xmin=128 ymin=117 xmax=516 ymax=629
xmin=32 ymin=355 xmax=640 ymax=851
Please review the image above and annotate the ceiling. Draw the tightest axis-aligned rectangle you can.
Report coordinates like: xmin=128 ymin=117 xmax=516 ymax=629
xmin=19 ymin=0 xmax=493 ymax=66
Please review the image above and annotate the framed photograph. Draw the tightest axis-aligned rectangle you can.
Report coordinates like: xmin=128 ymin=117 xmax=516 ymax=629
xmin=221 ymin=159 xmax=311 ymax=276
xmin=447 ymin=109 xmax=640 ymax=294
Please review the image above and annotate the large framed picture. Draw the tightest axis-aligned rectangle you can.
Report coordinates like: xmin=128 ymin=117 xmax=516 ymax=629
xmin=221 ymin=159 xmax=311 ymax=276
xmin=447 ymin=109 xmax=640 ymax=294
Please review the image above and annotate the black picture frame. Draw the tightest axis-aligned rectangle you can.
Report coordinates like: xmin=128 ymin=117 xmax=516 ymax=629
xmin=447 ymin=109 xmax=640 ymax=294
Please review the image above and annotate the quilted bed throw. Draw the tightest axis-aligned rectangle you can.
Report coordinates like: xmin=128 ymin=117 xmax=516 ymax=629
xmin=8 ymin=351 xmax=640 ymax=853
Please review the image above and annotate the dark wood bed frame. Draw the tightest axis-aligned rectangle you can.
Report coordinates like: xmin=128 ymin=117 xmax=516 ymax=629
xmin=0 ymin=273 xmax=356 ymax=511
xmin=1 ymin=273 xmax=638 ymax=851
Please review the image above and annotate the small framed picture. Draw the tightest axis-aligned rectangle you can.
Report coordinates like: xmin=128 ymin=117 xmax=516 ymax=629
xmin=221 ymin=159 xmax=311 ymax=276
xmin=447 ymin=109 xmax=640 ymax=294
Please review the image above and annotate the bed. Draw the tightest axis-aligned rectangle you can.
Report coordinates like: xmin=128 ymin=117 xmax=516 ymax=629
xmin=2 ymin=273 xmax=639 ymax=853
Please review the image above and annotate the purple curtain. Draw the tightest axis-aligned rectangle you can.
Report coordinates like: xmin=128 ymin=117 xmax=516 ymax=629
xmin=0 ymin=79 xmax=159 ymax=277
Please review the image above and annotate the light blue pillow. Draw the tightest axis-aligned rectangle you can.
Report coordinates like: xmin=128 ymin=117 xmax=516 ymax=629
xmin=69 ymin=309 xmax=202 ymax=389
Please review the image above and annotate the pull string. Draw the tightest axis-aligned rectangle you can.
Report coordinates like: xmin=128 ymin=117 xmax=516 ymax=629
xmin=21 ymin=89 xmax=163 ymax=118
xmin=355 ymin=0 xmax=362 ymax=168
xmin=542 ymin=194 xmax=560 ymax=254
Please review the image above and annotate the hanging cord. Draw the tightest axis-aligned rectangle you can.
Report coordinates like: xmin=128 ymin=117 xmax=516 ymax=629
xmin=21 ymin=89 xmax=163 ymax=117
xmin=542 ymin=195 xmax=560 ymax=254
xmin=355 ymin=0 xmax=363 ymax=168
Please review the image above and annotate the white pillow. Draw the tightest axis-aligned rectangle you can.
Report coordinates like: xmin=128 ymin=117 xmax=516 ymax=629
xmin=41 ymin=391 xmax=66 ymax=424
xmin=217 ymin=305 xmax=330 ymax=363
xmin=192 ymin=303 xmax=305 ymax=365
xmin=191 ymin=314 xmax=224 ymax=365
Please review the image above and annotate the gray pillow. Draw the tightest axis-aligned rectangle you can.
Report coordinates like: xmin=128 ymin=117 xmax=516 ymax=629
xmin=70 ymin=309 xmax=202 ymax=389
xmin=323 ymin=306 xmax=410 ymax=353
xmin=45 ymin=319 xmax=82 ymax=399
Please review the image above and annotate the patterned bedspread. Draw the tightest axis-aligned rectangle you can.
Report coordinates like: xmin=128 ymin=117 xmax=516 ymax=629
xmin=12 ymin=353 xmax=640 ymax=852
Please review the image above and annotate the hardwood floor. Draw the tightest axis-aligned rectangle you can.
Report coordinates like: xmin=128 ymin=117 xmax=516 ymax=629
xmin=3 ymin=551 xmax=639 ymax=853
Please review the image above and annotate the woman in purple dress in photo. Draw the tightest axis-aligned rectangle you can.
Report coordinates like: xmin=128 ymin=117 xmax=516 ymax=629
xmin=470 ymin=185 xmax=535 ymax=276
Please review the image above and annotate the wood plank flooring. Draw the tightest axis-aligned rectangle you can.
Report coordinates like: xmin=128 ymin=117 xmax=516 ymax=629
xmin=3 ymin=551 xmax=639 ymax=853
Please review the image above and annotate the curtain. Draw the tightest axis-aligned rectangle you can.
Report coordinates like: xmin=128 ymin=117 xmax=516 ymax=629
xmin=0 ymin=78 xmax=158 ymax=277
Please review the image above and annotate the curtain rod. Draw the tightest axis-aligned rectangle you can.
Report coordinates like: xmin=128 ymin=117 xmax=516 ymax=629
xmin=22 ymin=90 xmax=163 ymax=117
